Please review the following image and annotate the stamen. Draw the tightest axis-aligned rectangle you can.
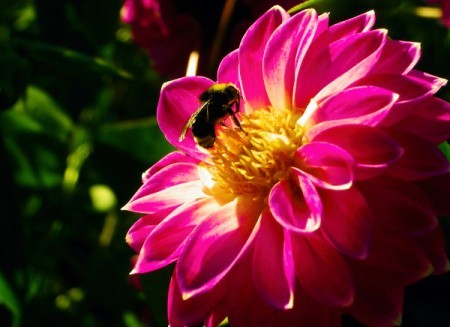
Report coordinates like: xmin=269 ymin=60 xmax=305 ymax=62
xmin=207 ymin=107 xmax=304 ymax=196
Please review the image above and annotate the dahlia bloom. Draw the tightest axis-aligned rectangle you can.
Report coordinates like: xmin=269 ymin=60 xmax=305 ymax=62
xmin=124 ymin=6 xmax=450 ymax=326
xmin=121 ymin=0 xmax=201 ymax=77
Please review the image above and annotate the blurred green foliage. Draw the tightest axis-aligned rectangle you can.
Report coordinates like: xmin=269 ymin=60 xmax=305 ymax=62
xmin=0 ymin=0 xmax=449 ymax=326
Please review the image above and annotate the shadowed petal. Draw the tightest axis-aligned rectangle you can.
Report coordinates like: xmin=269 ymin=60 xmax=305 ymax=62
xmin=253 ymin=209 xmax=294 ymax=309
xmin=291 ymin=234 xmax=355 ymax=306
xmin=395 ymin=97 xmax=450 ymax=144
xmin=347 ymin=233 xmax=432 ymax=325
xmin=269 ymin=176 xmax=321 ymax=234
xmin=227 ymin=252 xmax=341 ymax=326
xmin=320 ymin=188 xmax=372 ymax=259
xmin=204 ymin=306 xmax=227 ymax=327
xmin=177 ymin=196 xmax=263 ymax=298
xmin=239 ymin=6 xmax=289 ymax=111
xmin=358 ymin=178 xmax=437 ymax=237
xmin=348 ymin=274 xmax=404 ymax=326
xmin=157 ymin=76 xmax=214 ymax=159
xmin=356 ymin=233 xmax=432 ymax=285
xmin=168 ymin=270 xmax=225 ymax=327
xmin=387 ymin=132 xmax=450 ymax=180
xmin=417 ymin=173 xmax=450 ymax=215
xmin=416 ymin=227 xmax=450 ymax=275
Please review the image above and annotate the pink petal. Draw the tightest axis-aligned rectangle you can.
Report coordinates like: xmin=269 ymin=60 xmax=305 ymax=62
xmin=292 ymin=142 xmax=355 ymax=190
xmin=328 ymin=11 xmax=375 ymax=38
xmin=352 ymin=72 xmax=441 ymax=127
xmin=291 ymin=234 xmax=355 ymax=306
xmin=305 ymin=86 xmax=398 ymax=139
xmin=313 ymin=86 xmax=397 ymax=123
xmin=320 ymin=188 xmax=372 ymax=259
xmin=295 ymin=30 xmax=386 ymax=105
xmin=129 ymin=162 xmax=200 ymax=202
xmin=157 ymin=76 xmax=214 ymax=160
xmin=371 ymin=40 xmax=421 ymax=75
xmin=395 ymin=97 xmax=450 ymax=144
xmin=131 ymin=197 xmax=223 ymax=274
xmin=357 ymin=178 xmax=437 ymax=237
xmin=315 ymin=12 xmax=330 ymax=38
xmin=217 ymin=50 xmax=253 ymax=115
xmin=358 ymin=73 xmax=437 ymax=102
xmin=123 ymin=162 xmax=206 ymax=214
xmin=126 ymin=212 xmax=167 ymax=252
xmin=239 ymin=6 xmax=289 ymax=111
xmin=124 ymin=180 xmax=204 ymax=215
xmin=309 ymin=124 xmax=403 ymax=180
xmin=253 ymin=209 xmax=294 ymax=309
xmin=142 ymin=151 xmax=198 ymax=182
xmin=177 ymin=196 xmax=263 ymax=298
xmin=292 ymin=11 xmax=375 ymax=108
xmin=269 ymin=176 xmax=321 ymax=233
xmin=263 ymin=9 xmax=318 ymax=111
xmin=407 ymin=69 xmax=448 ymax=93
xmin=168 ymin=270 xmax=225 ymax=327
xmin=217 ymin=49 xmax=239 ymax=87
xmin=387 ymin=132 xmax=450 ymax=180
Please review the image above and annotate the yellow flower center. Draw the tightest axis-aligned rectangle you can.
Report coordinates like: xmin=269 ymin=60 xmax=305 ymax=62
xmin=205 ymin=107 xmax=304 ymax=196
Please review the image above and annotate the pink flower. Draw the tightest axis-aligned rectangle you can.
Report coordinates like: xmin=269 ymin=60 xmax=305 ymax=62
xmin=121 ymin=0 xmax=201 ymax=77
xmin=124 ymin=6 xmax=450 ymax=326
xmin=427 ymin=0 xmax=450 ymax=26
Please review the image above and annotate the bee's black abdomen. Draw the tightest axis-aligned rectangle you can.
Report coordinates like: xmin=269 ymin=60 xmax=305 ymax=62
xmin=192 ymin=118 xmax=215 ymax=138
xmin=180 ymin=83 xmax=241 ymax=148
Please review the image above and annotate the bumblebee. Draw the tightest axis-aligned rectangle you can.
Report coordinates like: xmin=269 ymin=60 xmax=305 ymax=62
xmin=179 ymin=83 xmax=244 ymax=148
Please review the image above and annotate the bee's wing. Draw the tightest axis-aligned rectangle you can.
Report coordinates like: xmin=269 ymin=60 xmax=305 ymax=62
xmin=179 ymin=101 xmax=209 ymax=141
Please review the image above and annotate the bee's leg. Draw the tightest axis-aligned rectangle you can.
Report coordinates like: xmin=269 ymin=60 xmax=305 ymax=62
xmin=226 ymin=106 xmax=247 ymax=134
xmin=206 ymin=105 xmax=210 ymax=121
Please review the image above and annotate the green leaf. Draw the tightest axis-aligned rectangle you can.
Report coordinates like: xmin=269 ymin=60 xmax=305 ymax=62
xmin=98 ymin=118 xmax=174 ymax=163
xmin=1 ymin=109 xmax=65 ymax=189
xmin=288 ymin=0 xmax=325 ymax=14
xmin=0 ymin=272 xmax=21 ymax=327
xmin=14 ymin=86 xmax=74 ymax=142
xmin=438 ymin=141 xmax=450 ymax=161
xmin=13 ymin=38 xmax=133 ymax=80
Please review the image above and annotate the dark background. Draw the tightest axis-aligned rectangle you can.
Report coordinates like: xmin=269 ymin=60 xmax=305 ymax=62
xmin=0 ymin=0 xmax=449 ymax=326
